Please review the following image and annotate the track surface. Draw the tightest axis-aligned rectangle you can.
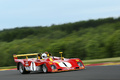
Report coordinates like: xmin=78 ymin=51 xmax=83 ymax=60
xmin=0 ymin=65 xmax=120 ymax=80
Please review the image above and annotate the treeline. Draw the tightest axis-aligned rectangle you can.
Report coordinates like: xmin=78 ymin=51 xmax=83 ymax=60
xmin=0 ymin=17 xmax=120 ymax=42
xmin=0 ymin=17 xmax=120 ymax=66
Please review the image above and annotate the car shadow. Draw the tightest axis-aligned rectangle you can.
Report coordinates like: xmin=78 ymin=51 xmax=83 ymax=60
xmin=29 ymin=69 xmax=85 ymax=74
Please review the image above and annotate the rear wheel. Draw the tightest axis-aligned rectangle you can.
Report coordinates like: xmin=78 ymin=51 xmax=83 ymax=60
xmin=19 ymin=63 xmax=30 ymax=74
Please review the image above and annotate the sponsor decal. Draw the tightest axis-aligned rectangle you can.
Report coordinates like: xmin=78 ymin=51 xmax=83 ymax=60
xmin=59 ymin=62 xmax=72 ymax=67
xmin=76 ymin=59 xmax=80 ymax=62
xmin=30 ymin=62 xmax=37 ymax=71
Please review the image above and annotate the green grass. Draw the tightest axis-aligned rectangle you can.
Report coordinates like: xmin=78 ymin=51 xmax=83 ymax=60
xmin=83 ymin=57 xmax=120 ymax=64
xmin=0 ymin=57 xmax=120 ymax=69
xmin=0 ymin=66 xmax=16 ymax=69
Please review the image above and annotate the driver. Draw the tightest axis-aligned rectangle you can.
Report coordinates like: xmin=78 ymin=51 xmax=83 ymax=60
xmin=41 ymin=52 xmax=50 ymax=59
xmin=41 ymin=53 xmax=47 ymax=59
xmin=41 ymin=52 xmax=52 ymax=59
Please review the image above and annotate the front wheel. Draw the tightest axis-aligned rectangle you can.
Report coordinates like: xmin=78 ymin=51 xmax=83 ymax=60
xmin=19 ymin=63 xmax=30 ymax=74
xmin=42 ymin=64 xmax=48 ymax=73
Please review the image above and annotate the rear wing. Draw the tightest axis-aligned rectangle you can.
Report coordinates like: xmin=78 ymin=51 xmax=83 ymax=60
xmin=13 ymin=53 xmax=39 ymax=59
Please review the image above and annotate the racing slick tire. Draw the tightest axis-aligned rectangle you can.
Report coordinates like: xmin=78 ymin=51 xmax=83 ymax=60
xmin=19 ymin=63 xmax=30 ymax=74
xmin=42 ymin=64 xmax=48 ymax=73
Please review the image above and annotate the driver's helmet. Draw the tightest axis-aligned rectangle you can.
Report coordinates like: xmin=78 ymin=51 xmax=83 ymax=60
xmin=41 ymin=53 xmax=47 ymax=59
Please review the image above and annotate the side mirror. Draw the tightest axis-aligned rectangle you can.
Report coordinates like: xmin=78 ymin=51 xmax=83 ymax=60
xmin=59 ymin=52 xmax=63 ymax=54
xmin=59 ymin=52 xmax=63 ymax=60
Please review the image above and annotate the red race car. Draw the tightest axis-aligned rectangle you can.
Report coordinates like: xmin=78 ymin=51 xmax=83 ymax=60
xmin=13 ymin=52 xmax=85 ymax=74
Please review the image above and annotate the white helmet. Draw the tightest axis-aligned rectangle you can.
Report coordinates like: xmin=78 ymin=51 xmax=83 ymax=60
xmin=41 ymin=53 xmax=47 ymax=59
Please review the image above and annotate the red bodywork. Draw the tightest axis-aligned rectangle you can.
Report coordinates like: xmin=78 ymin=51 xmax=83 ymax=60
xmin=14 ymin=55 xmax=85 ymax=72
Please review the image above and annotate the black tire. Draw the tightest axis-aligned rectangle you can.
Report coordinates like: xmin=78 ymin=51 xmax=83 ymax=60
xmin=42 ymin=64 xmax=48 ymax=73
xmin=19 ymin=63 xmax=30 ymax=74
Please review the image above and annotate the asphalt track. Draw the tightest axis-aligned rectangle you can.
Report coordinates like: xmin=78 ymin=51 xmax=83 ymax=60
xmin=0 ymin=65 xmax=120 ymax=80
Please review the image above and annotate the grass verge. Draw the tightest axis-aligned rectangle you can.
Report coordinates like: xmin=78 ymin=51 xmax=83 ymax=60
xmin=0 ymin=66 xmax=16 ymax=69
xmin=83 ymin=57 xmax=120 ymax=64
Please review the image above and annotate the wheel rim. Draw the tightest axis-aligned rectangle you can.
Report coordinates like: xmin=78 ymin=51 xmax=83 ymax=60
xmin=43 ymin=65 xmax=47 ymax=73
xmin=19 ymin=64 xmax=23 ymax=73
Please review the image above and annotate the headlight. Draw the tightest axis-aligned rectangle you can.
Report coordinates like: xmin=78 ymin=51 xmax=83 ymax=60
xmin=51 ymin=65 xmax=56 ymax=70
xmin=77 ymin=62 xmax=83 ymax=67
